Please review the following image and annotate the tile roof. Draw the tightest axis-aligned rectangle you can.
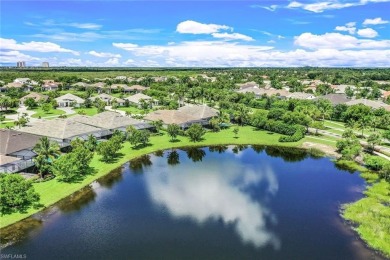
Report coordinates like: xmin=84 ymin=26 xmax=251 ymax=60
xmin=0 ymin=129 xmax=41 ymax=155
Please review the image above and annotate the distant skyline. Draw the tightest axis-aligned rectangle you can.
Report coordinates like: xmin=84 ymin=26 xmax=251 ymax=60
xmin=1 ymin=0 xmax=390 ymax=67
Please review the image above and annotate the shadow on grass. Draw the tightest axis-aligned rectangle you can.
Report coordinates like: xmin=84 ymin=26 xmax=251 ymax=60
xmin=169 ymin=139 xmax=181 ymax=143
xmin=131 ymin=143 xmax=153 ymax=151
xmin=1 ymin=201 xmax=44 ymax=216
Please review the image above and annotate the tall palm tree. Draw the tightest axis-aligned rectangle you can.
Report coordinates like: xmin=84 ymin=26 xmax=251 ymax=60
xmin=33 ymin=137 xmax=60 ymax=178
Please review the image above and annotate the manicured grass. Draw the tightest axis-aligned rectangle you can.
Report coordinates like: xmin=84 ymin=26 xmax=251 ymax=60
xmin=342 ymin=180 xmax=390 ymax=258
xmin=73 ymin=107 xmax=99 ymax=116
xmin=0 ymin=122 xmax=15 ymax=129
xmin=304 ymin=135 xmax=337 ymax=147
xmin=117 ymin=106 xmax=144 ymax=114
xmin=0 ymin=126 xmax=302 ymax=228
xmin=30 ymin=108 xmax=65 ymax=118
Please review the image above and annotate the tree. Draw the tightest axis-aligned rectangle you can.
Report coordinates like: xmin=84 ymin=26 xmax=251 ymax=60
xmin=356 ymin=116 xmax=371 ymax=137
xmin=0 ymin=114 xmax=5 ymax=125
xmin=139 ymin=130 xmax=150 ymax=147
xmin=311 ymin=121 xmax=324 ymax=135
xmin=41 ymin=103 xmax=52 ymax=114
xmin=345 ymin=86 xmax=354 ymax=98
xmin=0 ymin=174 xmax=40 ymax=215
xmin=97 ymin=135 xmax=123 ymax=162
xmin=233 ymin=126 xmax=239 ymax=138
xmin=85 ymin=134 xmax=98 ymax=152
xmin=167 ymin=123 xmax=180 ymax=141
xmin=367 ymin=133 xmax=382 ymax=153
xmin=186 ymin=123 xmax=205 ymax=142
xmin=33 ymin=137 xmax=60 ymax=178
xmin=234 ymin=104 xmax=250 ymax=126
xmin=336 ymin=131 xmax=361 ymax=160
xmin=151 ymin=120 xmax=163 ymax=135
xmin=14 ymin=115 xmax=28 ymax=129
xmin=209 ymin=117 xmax=220 ymax=132
xmin=24 ymin=97 xmax=37 ymax=108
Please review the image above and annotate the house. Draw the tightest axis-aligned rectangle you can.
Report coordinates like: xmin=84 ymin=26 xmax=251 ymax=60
xmin=317 ymin=94 xmax=350 ymax=105
xmin=18 ymin=118 xmax=104 ymax=147
xmin=115 ymin=76 xmax=127 ymax=81
xmin=144 ymin=104 xmax=218 ymax=129
xmin=90 ymin=82 xmax=106 ymax=93
xmin=237 ymin=81 xmax=259 ymax=89
xmin=90 ymin=93 xmax=125 ymax=106
xmin=55 ymin=93 xmax=85 ymax=107
xmin=382 ymin=91 xmax=390 ymax=101
xmin=71 ymin=111 xmax=151 ymax=133
xmin=237 ymin=86 xmax=289 ymax=98
xmin=41 ymin=82 xmax=59 ymax=91
xmin=14 ymin=78 xmax=32 ymax=84
xmin=286 ymin=92 xmax=316 ymax=100
xmin=331 ymin=85 xmax=356 ymax=94
xmin=72 ymin=82 xmax=90 ymax=89
xmin=128 ymin=85 xmax=148 ymax=93
xmin=20 ymin=92 xmax=48 ymax=105
xmin=125 ymin=93 xmax=157 ymax=107
xmin=345 ymin=99 xmax=390 ymax=111
xmin=0 ymin=129 xmax=41 ymax=173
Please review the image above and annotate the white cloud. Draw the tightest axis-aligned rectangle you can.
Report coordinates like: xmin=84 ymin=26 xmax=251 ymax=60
xmin=88 ymin=51 xmax=121 ymax=58
xmin=357 ymin=28 xmax=378 ymax=38
xmin=211 ymin=32 xmax=254 ymax=41
xmin=104 ymin=58 xmax=120 ymax=66
xmin=176 ymin=20 xmax=231 ymax=34
xmin=113 ymin=38 xmax=390 ymax=67
xmin=0 ymin=50 xmax=40 ymax=64
xmin=252 ymin=4 xmax=278 ymax=11
xmin=294 ymin=32 xmax=387 ymax=49
xmin=335 ymin=22 xmax=356 ymax=34
xmin=287 ymin=0 xmax=390 ymax=13
xmin=0 ymin=38 xmax=79 ymax=55
xmin=67 ymin=23 xmax=102 ymax=30
xmin=363 ymin=17 xmax=389 ymax=25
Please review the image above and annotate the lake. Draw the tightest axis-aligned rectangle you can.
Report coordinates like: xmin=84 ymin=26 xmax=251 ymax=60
xmin=0 ymin=145 xmax=383 ymax=259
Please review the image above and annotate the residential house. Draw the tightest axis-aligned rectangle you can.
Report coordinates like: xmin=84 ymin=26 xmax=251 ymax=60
xmin=72 ymin=111 xmax=151 ymax=133
xmin=20 ymin=92 xmax=48 ymax=105
xmin=144 ymin=104 xmax=218 ymax=129
xmin=55 ymin=93 xmax=85 ymax=107
xmin=128 ymin=85 xmax=148 ymax=93
xmin=331 ymin=85 xmax=356 ymax=94
xmin=316 ymin=94 xmax=350 ymax=105
xmin=90 ymin=93 xmax=125 ymax=106
xmin=0 ymin=129 xmax=41 ymax=173
xmin=237 ymin=86 xmax=289 ymax=98
xmin=90 ymin=82 xmax=106 ymax=93
xmin=382 ymin=91 xmax=390 ymax=101
xmin=125 ymin=93 xmax=157 ymax=107
xmin=286 ymin=92 xmax=316 ymax=100
xmin=345 ymin=99 xmax=390 ymax=111
xmin=41 ymin=80 xmax=59 ymax=91
xmin=18 ymin=118 xmax=104 ymax=147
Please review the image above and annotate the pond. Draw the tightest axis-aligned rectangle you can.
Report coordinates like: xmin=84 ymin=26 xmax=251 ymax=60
xmin=0 ymin=146 xmax=383 ymax=259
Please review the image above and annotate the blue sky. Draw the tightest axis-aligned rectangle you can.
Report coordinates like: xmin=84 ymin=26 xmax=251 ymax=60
xmin=1 ymin=0 xmax=389 ymax=67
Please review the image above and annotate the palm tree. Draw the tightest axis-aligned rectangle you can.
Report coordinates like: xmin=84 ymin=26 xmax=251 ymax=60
xmin=33 ymin=137 xmax=60 ymax=178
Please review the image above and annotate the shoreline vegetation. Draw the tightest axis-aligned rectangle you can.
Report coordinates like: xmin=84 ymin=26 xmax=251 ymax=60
xmin=0 ymin=126 xmax=389 ymax=257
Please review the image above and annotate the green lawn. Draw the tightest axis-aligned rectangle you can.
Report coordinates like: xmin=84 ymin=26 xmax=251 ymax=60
xmin=73 ymin=107 xmax=99 ymax=116
xmin=0 ymin=126 xmax=302 ymax=228
xmin=304 ymin=135 xmax=337 ymax=147
xmin=0 ymin=122 xmax=15 ymax=129
xmin=30 ymin=108 xmax=65 ymax=118
xmin=117 ymin=106 xmax=144 ymax=114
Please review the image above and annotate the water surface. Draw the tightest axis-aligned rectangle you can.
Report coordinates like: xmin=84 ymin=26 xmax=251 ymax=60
xmin=1 ymin=146 xmax=382 ymax=259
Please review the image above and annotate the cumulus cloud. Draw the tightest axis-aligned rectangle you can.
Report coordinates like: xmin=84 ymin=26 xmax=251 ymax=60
xmin=286 ymin=0 xmax=390 ymax=13
xmin=211 ymin=32 xmax=254 ymax=41
xmin=112 ymin=38 xmax=390 ymax=67
xmin=176 ymin=20 xmax=231 ymax=34
xmin=88 ymin=50 xmax=121 ymax=58
xmin=363 ymin=17 xmax=389 ymax=25
xmin=335 ymin=22 xmax=356 ymax=34
xmin=104 ymin=58 xmax=120 ymax=66
xmin=0 ymin=38 xmax=79 ymax=55
xmin=357 ymin=28 xmax=378 ymax=38
xmin=0 ymin=50 xmax=40 ymax=64
xmin=294 ymin=32 xmax=387 ymax=49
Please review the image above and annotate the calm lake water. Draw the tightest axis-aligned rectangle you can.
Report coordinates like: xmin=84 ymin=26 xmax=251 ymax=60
xmin=1 ymin=146 xmax=383 ymax=259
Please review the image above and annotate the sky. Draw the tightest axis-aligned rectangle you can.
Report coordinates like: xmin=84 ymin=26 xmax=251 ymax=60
xmin=1 ymin=0 xmax=389 ymax=67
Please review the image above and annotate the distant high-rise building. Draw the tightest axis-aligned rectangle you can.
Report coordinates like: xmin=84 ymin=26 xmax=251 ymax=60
xmin=42 ymin=62 xmax=49 ymax=68
xmin=16 ymin=61 xmax=26 ymax=68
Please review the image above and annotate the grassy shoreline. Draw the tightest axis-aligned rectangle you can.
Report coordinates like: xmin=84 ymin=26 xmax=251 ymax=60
xmin=1 ymin=127 xmax=388 ymax=258
xmin=0 ymin=127 xmax=303 ymax=228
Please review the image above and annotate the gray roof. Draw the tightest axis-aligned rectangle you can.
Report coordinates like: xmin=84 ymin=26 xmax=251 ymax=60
xmin=145 ymin=105 xmax=218 ymax=125
xmin=125 ymin=93 xmax=152 ymax=104
xmin=20 ymin=92 xmax=48 ymax=102
xmin=317 ymin=94 xmax=350 ymax=105
xmin=345 ymin=99 xmax=390 ymax=111
xmin=55 ymin=93 xmax=85 ymax=104
xmin=71 ymin=111 xmax=150 ymax=130
xmin=19 ymin=118 xmax=102 ymax=140
xmin=90 ymin=93 xmax=125 ymax=103
xmin=0 ymin=155 xmax=21 ymax=166
xmin=0 ymin=129 xmax=41 ymax=155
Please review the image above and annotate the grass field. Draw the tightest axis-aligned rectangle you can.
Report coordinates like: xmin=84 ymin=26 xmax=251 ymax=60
xmin=30 ymin=108 xmax=65 ymax=118
xmin=73 ymin=107 xmax=99 ymax=116
xmin=0 ymin=126 xmax=302 ymax=228
xmin=0 ymin=122 xmax=15 ymax=129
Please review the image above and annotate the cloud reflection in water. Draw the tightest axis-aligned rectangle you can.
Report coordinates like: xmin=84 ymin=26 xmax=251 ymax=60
xmin=145 ymin=156 xmax=280 ymax=249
